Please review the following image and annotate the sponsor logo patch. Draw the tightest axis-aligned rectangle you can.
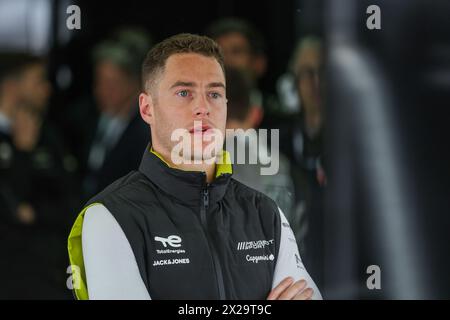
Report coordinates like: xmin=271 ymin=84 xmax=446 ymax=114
xmin=237 ymin=239 xmax=274 ymax=251
xmin=152 ymin=258 xmax=190 ymax=266
xmin=156 ymin=248 xmax=186 ymax=255
xmin=246 ymin=254 xmax=275 ymax=264
xmin=154 ymin=235 xmax=182 ymax=248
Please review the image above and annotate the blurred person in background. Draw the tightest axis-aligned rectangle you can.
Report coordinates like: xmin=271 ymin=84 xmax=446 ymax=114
xmin=206 ymin=18 xmax=280 ymax=126
xmin=287 ymin=36 xmax=326 ymax=289
xmin=0 ymin=53 xmax=26 ymax=225
xmin=66 ymin=28 xmax=152 ymax=201
xmin=0 ymin=52 xmax=74 ymax=299
xmin=291 ymin=37 xmax=324 ymax=177
xmin=206 ymin=18 xmax=295 ymax=161
xmin=224 ymin=66 xmax=297 ymax=226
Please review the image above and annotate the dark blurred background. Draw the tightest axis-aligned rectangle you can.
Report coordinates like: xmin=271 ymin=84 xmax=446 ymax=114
xmin=0 ymin=0 xmax=449 ymax=299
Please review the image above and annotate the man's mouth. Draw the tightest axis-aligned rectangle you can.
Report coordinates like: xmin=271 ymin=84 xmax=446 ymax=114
xmin=188 ymin=124 xmax=212 ymax=134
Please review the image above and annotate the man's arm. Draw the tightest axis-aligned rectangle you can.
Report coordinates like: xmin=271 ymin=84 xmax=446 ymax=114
xmin=270 ymin=208 xmax=323 ymax=300
xmin=82 ymin=204 xmax=151 ymax=300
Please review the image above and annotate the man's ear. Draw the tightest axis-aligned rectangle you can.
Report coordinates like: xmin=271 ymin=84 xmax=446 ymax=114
xmin=139 ymin=92 xmax=154 ymax=126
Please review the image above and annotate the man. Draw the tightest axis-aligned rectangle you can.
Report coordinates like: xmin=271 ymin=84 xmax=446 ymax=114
xmin=0 ymin=52 xmax=73 ymax=299
xmin=66 ymin=28 xmax=152 ymax=200
xmin=224 ymin=66 xmax=296 ymax=227
xmin=206 ymin=18 xmax=266 ymax=86
xmin=206 ymin=18 xmax=275 ymax=122
xmin=206 ymin=18 xmax=289 ymax=161
xmin=288 ymin=36 xmax=326 ymax=289
xmin=68 ymin=34 xmax=321 ymax=300
xmin=0 ymin=52 xmax=53 ymax=225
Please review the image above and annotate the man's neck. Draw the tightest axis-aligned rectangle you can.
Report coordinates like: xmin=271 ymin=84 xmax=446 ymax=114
xmin=152 ymin=145 xmax=216 ymax=183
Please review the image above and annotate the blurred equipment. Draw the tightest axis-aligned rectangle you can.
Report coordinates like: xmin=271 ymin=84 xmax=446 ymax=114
xmin=322 ymin=0 xmax=450 ymax=299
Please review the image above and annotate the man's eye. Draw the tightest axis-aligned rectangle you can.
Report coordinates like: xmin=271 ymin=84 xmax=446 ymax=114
xmin=177 ymin=90 xmax=189 ymax=97
xmin=209 ymin=92 xmax=221 ymax=99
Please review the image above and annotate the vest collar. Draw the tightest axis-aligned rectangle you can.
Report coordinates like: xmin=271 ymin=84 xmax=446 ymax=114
xmin=138 ymin=146 xmax=232 ymax=206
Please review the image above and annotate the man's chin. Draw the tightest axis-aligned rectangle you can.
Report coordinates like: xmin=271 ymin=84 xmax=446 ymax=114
xmin=192 ymin=147 xmax=219 ymax=161
xmin=169 ymin=138 xmax=223 ymax=165
xmin=180 ymin=145 xmax=219 ymax=164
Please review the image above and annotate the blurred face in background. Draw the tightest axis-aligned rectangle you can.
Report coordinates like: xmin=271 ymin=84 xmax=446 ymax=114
xmin=12 ymin=63 xmax=49 ymax=152
xmin=296 ymin=45 xmax=323 ymax=116
xmin=215 ymin=32 xmax=266 ymax=81
xmin=94 ymin=60 xmax=139 ymax=116
xmin=215 ymin=32 xmax=251 ymax=70
xmin=19 ymin=63 xmax=51 ymax=112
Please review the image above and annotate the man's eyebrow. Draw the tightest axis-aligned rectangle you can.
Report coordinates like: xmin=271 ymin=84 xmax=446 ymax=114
xmin=169 ymin=81 xmax=226 ymax=90
xmin=169 ymin=81 xmax=196 ymax=89
xmin=206 ymin=82 xmax=226 ymax=89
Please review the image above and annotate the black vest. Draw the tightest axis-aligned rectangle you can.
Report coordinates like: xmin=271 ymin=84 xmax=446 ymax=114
xmin=84 ymin=149 xmax=282 ymax=299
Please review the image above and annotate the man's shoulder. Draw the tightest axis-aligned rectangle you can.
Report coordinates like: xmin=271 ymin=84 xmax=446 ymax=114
xmin=228 ymin=178 xmax=283 ymax=250
xmin=85 ymin=170 xmax=149 ymax=206
xmin=228 ymin=177 xmax=279 ymax=212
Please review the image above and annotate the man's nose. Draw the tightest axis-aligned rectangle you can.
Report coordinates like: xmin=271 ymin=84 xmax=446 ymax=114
xmin=193 ymin=94 xmax=210 ymax=117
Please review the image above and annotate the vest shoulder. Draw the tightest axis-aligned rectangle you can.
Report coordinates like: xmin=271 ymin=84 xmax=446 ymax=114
xmin=228 ymin=178 xmax=281 ymax=240
xmin=228 ymin=178 xmax=278 ymax=210
xmin=85 ymin=170 xmax=149 ymax=205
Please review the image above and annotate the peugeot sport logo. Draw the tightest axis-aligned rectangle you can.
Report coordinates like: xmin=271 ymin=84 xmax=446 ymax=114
xmin=154 ymin=235 xmax=182 ymax=248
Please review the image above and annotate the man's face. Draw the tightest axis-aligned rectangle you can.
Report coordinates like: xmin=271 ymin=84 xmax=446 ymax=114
xmin=296 ymin=46 xmax=323 ymax=114
xmin=143 ymin=53 xmax=227 ymax=162
xmin=94 ymin=60 xmax=138 ymax=115
xmin=19 ymin=64 xmax=51 ymax=112
xmin=215 ymin=32 xmax=252 ymax=71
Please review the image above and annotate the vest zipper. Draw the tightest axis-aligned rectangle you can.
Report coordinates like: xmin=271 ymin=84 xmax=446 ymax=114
xmin=200 ymin=185 xmax=226 ymax=300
